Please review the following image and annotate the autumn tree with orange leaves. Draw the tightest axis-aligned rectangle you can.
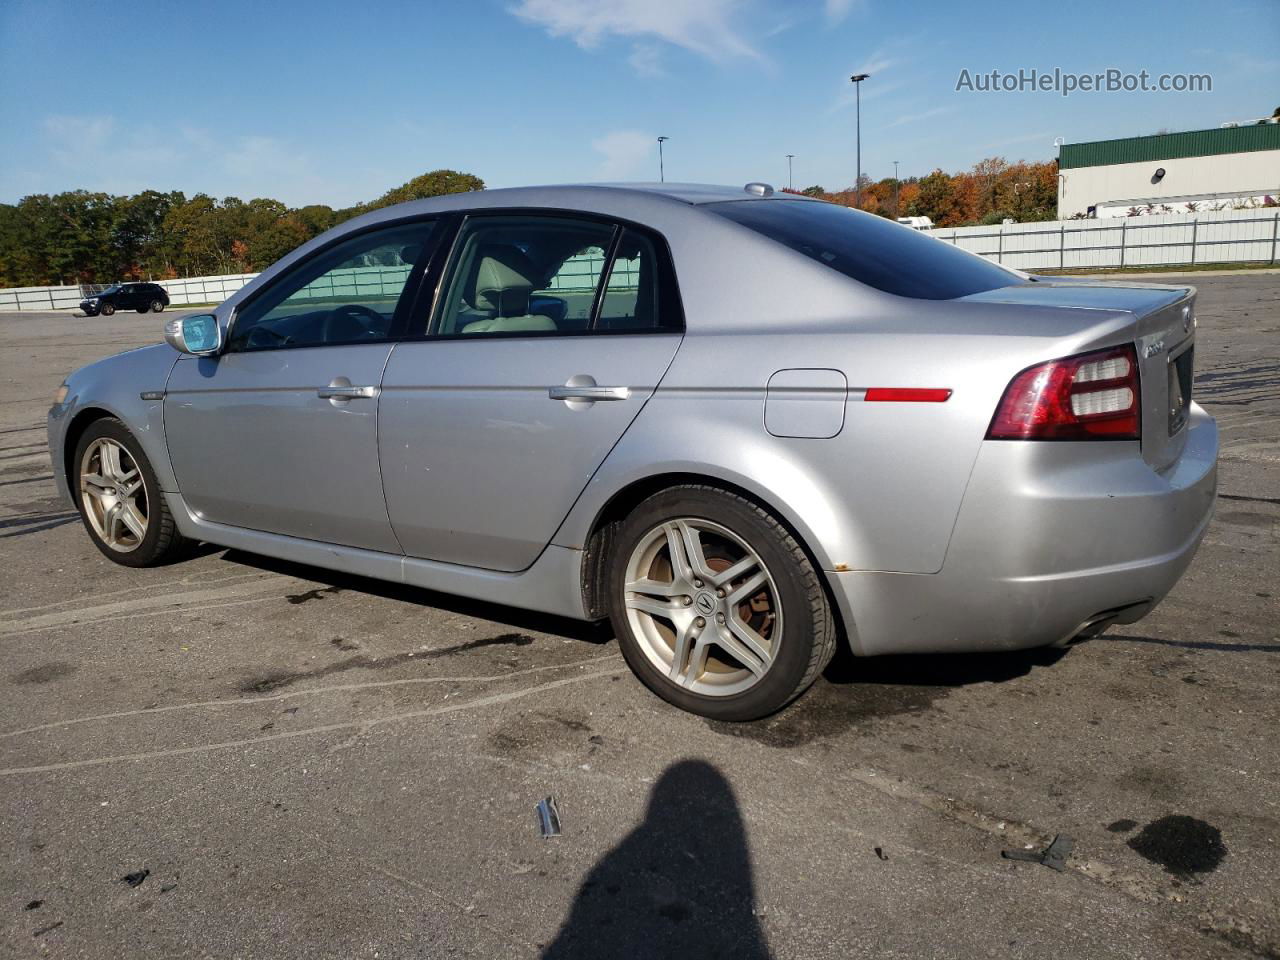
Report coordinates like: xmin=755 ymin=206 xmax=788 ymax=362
xmin=795 ymin=156 xmax=1059 ymax=227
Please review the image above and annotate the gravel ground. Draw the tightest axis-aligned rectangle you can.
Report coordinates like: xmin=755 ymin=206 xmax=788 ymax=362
xmin=1 ymin=275 xmax=1276 ymax=959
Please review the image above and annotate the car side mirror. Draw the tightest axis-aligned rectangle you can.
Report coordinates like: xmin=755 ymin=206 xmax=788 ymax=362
xmin=164 ymin=313 xmax=222 ymax=356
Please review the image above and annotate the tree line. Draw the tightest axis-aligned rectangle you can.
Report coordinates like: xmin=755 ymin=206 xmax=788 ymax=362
xmin=793 ymin=156 xmax=1059 ymax=227
xmin=0 ymin=170 xmax=484 ymax=288
xmin=1 ymin=156 xmax=1060 ymax=288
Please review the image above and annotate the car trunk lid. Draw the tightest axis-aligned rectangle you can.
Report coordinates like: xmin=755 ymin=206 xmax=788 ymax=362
xmin=961 ymin=281 xmax=1196 ymax=471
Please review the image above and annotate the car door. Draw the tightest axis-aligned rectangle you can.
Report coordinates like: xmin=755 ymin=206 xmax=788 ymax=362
xmin=379 ymin=213 xmax=684 ymax=572
xmin=164 ymin=218 xmax=440 ymax=553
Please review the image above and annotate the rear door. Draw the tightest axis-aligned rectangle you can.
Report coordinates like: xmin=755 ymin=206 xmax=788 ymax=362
xmin=379 ymin=213 xmax=684 ymax=571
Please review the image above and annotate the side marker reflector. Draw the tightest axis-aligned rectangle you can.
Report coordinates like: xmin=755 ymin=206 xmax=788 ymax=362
xmin=864 ymin=388 xmax=952 ymax=403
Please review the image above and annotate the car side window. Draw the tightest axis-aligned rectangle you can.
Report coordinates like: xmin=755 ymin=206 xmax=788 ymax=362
xmin=434 ymin=216 xmax=617 ymax=336
xmin=596 ymin=229 xmax=667 ymax=332
xmin=227 ymin=221 xmax=437 ymax=352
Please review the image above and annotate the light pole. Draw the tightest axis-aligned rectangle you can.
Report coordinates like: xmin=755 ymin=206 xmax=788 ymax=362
xmin=785 ymin=154 xmax=795 ymax=190
xmin=850 ymin=73 xmax=870 ymax=207
xmin=657 ymin=136 xmax=669 ymax=182
xmin=893 ymin=159 xmax=899 ymax=218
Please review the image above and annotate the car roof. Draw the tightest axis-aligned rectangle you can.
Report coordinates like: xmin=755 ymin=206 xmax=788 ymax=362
xmin=583 ymin=182 xmax=817 ymax=205
xmin=371 ymin=182 xmax=818 ymax=217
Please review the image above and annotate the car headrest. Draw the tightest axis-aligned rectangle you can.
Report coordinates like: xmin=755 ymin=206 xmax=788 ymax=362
xmin=467 ymin=244 xmax=538 ymax=317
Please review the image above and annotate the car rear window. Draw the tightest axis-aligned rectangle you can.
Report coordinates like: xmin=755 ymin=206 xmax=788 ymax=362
xmin=707 ymin=199 xmax=1022 ymax=300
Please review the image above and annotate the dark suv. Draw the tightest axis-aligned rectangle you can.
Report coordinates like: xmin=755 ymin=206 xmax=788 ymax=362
xmin=80 ymin=283 xmax=170 ymax=317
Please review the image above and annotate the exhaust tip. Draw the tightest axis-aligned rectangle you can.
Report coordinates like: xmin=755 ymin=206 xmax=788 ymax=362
xmin=1055 ymin=600 xmax=1154 ymax=647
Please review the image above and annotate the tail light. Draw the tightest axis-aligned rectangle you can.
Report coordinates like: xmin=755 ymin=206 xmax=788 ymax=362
xmin=987 ymin=345 xmax=1140 ymax=440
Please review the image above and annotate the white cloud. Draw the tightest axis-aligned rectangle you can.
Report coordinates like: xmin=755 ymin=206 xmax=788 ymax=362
xmin=888 ymin=106 xmax=951 ymax=127
xmin=16 ymin=114 xmax=364 ymax=207
xmin=222 ymin=135 xmax=307 ymax=180
xmin=824 ymin=0 xmax=862 ymax=23
xmin=509 ymin=0 xmax=762 ymax=63
xmin=628 ymin=42 xmax=665 ymax=77
xmin=591 ymin=129 xmax=657 ymax=180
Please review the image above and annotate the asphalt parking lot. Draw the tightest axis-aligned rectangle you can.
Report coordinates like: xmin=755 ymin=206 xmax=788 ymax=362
xmin=1 ymin=274 xmax=1277 ymax=959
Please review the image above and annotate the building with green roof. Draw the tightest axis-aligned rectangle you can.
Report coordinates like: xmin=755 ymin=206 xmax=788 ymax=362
xmin=1057 ymin=122 xmax=1280 ymax=217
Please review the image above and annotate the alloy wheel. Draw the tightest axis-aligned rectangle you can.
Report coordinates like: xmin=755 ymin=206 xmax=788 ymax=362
xmin=623 ymin=518 xmax=782 ymax=697
xmin=79 ymin=438 xmax=148 ymax=552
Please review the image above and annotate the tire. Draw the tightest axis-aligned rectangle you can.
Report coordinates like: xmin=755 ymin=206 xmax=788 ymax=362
xmin=100 ymin=303 xmax=115 ymax=316
xmin=151 ymin=300 xmax=165 ymax=312
xmin=72 ymin=418 xmax=190 ymax=567
xmin=606 ymin=485 xmax=836 ymax=721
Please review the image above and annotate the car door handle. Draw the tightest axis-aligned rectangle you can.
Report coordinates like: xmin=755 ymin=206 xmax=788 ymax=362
xmin=548 ymin=385 xmax=630 ymax=401
xmin=317 ymin=384 xmax=379 ymax=400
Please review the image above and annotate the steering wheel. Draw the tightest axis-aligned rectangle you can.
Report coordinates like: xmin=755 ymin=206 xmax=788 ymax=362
xmin=322 ymin=303 xmax=385 ymax=342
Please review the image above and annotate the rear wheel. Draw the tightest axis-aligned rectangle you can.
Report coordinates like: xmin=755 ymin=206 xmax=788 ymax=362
xmin=607 ymin=485 xmax=836 ymax=721
xmin=150 ymin=299 xmax=165 ymax=312
xmin=100 ymin=303 xmax=115 ymax=316
xmin=74 ymin=419 xmax=190 ymax=567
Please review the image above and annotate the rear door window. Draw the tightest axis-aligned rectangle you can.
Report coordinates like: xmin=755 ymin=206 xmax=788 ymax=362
xmin=707 ymin=199 xmax=1022 ymax=300
xmin=433 ymin=216 xmax=685 ymax=337
xmin=434 ymin=216 xmax=615 ymax=336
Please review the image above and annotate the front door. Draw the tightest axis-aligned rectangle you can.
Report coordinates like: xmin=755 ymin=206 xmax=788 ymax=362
xmin=164 ymin=218 xmax=439 ymax=553
xmin=380 ymin=214 xmax=684 ymax=571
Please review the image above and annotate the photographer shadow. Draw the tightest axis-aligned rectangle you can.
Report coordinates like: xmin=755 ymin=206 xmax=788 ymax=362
xmin=542 ymin=759 xmax=772 ymax=960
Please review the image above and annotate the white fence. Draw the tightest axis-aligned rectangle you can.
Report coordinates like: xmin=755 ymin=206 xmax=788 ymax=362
xmin=934 ymin=207 xmax=1280 ymax=272
xmin=0 ymin=273 xmax=258 ymax=312
xmin=2 ymin=208 xmax=1276 ymax=312
xmin=155 ymin=273 xmax=259 ymax=306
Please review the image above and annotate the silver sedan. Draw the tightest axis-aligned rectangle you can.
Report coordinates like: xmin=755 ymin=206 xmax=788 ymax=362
xmin=47 ymin=184 xmax=1218 ymax=720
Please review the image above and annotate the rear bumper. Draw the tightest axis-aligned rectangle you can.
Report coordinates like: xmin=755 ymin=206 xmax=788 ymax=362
xmin=830 ymin=403 xmax=1218 ymax=656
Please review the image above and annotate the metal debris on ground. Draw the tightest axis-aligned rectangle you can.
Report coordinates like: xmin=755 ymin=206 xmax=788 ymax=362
xmin=874 ymin=847 xmax=888 ymax=861
xmin=1001 ymin=834 xmax=1073 ymax=872
xmin=120 ymin=869 xmax=150 ymax=887
xmin=536 ymin=797 xmax=562 ymax=838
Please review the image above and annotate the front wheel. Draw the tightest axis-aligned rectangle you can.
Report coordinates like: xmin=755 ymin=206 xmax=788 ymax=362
xmin=100 ymin=303 xmax=115 ymax=316
xmin=150 ymin=300 xmax=165 ymax=312
xmin=607 ymin=486 xmax=836 ymax=721
xmin=73 ymin=418 xmax=190 ymax=567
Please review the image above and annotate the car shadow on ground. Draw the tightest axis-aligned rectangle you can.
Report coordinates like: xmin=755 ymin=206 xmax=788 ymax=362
xmin=824 ymin=642 xmax=1069 ymax=688
xmin=1104 ymin=633 xmax=1280 ymax=654
xmin=540 ymin=759 xmax=773 ymax=960
xmin=216 ymin=548 xmax=613 ymax=645
xmin=708 ymin=642 xmax=1072 ymax=748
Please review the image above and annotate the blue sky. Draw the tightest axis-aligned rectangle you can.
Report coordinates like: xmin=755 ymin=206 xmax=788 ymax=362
xmin=1 ymin=0 xmax=1275 ymax=207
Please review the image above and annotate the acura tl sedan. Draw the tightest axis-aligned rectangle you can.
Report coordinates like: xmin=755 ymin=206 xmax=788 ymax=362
xmin=47 ymin=184 xmax=1218 ymax=720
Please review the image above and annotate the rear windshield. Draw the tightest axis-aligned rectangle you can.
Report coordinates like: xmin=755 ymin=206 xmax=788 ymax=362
xmin=707 ymin=199 xmax=1022 ymax=300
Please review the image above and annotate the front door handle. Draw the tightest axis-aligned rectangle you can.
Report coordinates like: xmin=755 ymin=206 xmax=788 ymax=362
xmin=318 ymin=378 xmax=379 ymax=401
xmin=548 ymin=385 xmax=630 ymax=401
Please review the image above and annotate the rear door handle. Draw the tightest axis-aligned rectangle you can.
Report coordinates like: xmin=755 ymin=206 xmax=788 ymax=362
xmin=548 ymin=385 xmax=630 ymax=401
